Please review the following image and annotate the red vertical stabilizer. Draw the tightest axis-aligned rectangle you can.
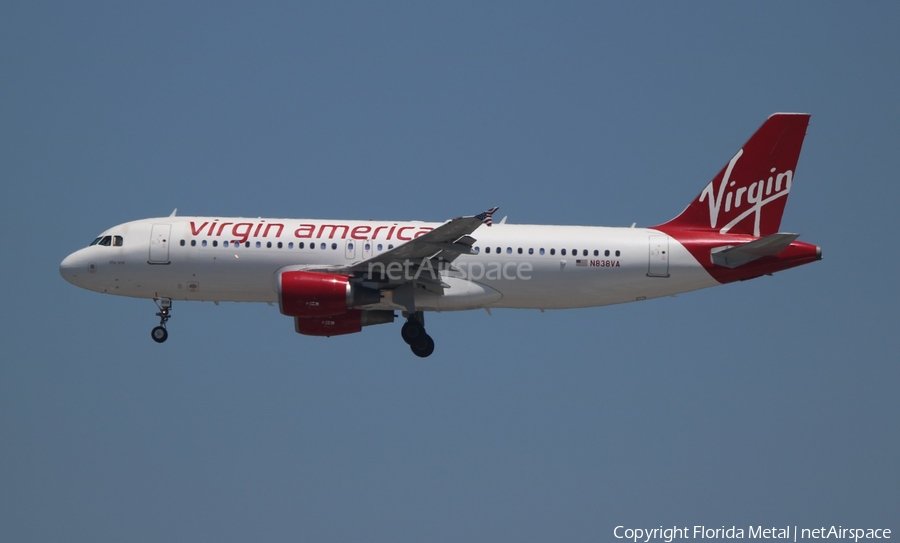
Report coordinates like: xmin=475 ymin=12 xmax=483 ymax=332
xmin=654 ymin=113 xmax=810 ymax=237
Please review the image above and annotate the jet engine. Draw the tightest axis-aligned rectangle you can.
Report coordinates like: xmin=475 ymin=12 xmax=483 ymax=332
xmin=278 ymin=270 xmax=381 ymax=317
xmin=294 ymin=309 xmax=395 ymax=337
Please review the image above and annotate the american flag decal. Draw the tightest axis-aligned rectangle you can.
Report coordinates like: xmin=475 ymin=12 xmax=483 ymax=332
xmin=475 ymin=206 xmax=500 ymax=226
xmin=576 ymin=259 xmax=587 ymax=267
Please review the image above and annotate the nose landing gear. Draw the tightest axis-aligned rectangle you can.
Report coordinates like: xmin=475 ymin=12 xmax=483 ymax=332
xmin=151 ymin=298 xmax=172 ymax=343
xmin=401 ymin=312 xmax=435 ymax=358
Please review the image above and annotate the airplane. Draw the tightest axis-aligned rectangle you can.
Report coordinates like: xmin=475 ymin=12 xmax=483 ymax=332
xmin=60 ymin=113 xmax=821 ymax=357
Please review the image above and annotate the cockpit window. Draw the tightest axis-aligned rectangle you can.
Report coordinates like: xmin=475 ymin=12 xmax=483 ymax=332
xmin=89 ymin=235 xmax=122 ymax=247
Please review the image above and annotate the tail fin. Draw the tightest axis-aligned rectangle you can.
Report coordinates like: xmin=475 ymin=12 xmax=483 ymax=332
xmin=655 ymin=113 xmax=810 ymax=237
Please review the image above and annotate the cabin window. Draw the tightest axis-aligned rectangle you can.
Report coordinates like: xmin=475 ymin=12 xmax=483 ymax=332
xmin=550 ymin=249 xmax=556 ymax=255
xmin=605 ymin=250 xmax=610 ymax=257
xmin=331 ymin=243 xmax=337 ymax=250
xmin=212 ymin=240 xmax=218 ymax=247
xmin=594 ymin=249 xmax=599 ymax=256
xmin=517 ymin=248 xmax=523 ymax=254
xmin=528 ymin=248 xmax=533 ymax=255
xmin=267 ymin=242 xmax=272 ymax=248
xmin=377 ymin=244 xmax=383 ymax=251
xmin=495 ymin=247 xmax=501 ymax=254
xmin=191 ymin=240 xmax=197 ymax=247
xmin=180 ymin=240 xmax=185 ymax=246
xmin=561 ymin=249 xmax=566 ymax=256
xmin=299 ymin=242 xmax=305 ymax=249
xmin=615 ymin=250 xmax=621 ymax=257
xmin=202 ymin=240 xmax=208 ymax=247
xmin=320 ymin=243 xmax=326 ymax=250
xmin=223 ymin=241 xmax=229 ymax=247
xmin=277 ymin=242 xmax=283 ymax=249
xmin=485 ymin=247 xmax=491 ymax=254
xmin=583 ymin=249 xmax=588 ymax=256
xmin=474 ymin=247 xmax=480 ymax=254
xmin=539 ymin=248 xmax=545 ymax=255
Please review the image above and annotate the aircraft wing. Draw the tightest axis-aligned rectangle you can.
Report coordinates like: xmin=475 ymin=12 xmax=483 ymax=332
xmin=308 ymin=207 xmax=498 ymax=293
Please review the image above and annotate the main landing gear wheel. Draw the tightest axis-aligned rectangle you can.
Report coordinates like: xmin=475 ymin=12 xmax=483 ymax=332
xmin=402 ymin=312 xmax=435 ymax=358
xmin=410 ymin=334 xmax=435 ymax=358
xmin=152 ymin=298 xmax=172 ymax=343
xmin=401 ymin=320 xmax=425 ymax=345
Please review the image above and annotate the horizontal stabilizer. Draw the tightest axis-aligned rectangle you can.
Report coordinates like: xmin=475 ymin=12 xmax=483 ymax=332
xmin=710 ymin=233 xmax=800 ymax=268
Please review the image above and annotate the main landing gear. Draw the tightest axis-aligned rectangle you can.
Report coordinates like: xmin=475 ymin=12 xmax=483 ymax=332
xmin=401 ymin=311 xmax=435 ymax=358
xmin=151 ymin=298 xmax=172 ymax=343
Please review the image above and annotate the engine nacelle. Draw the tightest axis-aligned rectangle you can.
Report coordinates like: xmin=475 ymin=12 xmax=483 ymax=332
xmin=294 ymin=309 xmax=395 ymax=337
xmin=278 ymin=270 xmax=381 ymax=318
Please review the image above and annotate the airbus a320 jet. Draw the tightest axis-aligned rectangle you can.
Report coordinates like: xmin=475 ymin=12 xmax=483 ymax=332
xmin=60 ymin=113 xmax=822 ymax=357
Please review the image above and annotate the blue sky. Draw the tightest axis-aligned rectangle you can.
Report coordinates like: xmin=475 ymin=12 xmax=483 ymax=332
xmin=2 ymin=3 xmax=898 ymax=542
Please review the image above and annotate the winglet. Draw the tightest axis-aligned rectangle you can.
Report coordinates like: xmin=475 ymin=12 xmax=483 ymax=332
xmin=474 ymin=206 xmax=500 ymax=226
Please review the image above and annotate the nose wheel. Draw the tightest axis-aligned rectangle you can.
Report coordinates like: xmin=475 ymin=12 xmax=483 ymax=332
xmin=151 ymin=298 xmax=172 ymax=343
xmin=151 ymin=326 xmax=168 ymax=343
xmin=401 ymin=312 xmax=435 ymax=358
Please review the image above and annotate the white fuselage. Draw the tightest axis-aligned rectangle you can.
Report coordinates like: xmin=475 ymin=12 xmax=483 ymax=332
xmin=60 ymin=216 xmax=719 ymax=311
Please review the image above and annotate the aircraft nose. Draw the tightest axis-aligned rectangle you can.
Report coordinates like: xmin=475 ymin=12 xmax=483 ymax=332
xmin=59 ymin=253 xmax=78 ymax=285
xmin=59 ymin=250 xmax=91 ymax=287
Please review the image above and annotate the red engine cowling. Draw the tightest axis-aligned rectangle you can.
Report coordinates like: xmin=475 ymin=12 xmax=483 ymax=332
xmin=279 ymin=270 xmax=349 ymax=317
xmin=295 ymin=310 xmax=363 ymax=336
xmin=278 ymin=270 xmax=381 ymax=318
xmin=294 ymin=309 xmax=395 ymax=337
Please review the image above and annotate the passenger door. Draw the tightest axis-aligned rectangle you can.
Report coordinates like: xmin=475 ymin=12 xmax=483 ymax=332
xmin=149 ymin=224 xmax=171 ymax=264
